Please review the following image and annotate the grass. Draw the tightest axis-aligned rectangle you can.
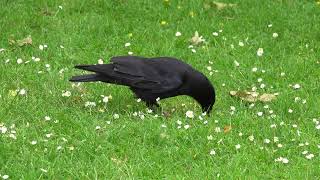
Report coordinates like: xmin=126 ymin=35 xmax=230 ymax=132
xmin=1 ymin=0 xmax=320 ymax=179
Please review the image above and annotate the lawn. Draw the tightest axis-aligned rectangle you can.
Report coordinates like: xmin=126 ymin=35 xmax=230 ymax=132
xmin=1 ymin=0 xmax=320 ymax=179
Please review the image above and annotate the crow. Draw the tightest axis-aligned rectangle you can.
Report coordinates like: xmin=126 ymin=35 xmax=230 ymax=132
xmin=70 ymin=56 xmax=215 ymax=113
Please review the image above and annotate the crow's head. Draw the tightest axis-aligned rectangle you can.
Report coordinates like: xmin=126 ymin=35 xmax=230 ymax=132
xmin=187 ymin=71 xmax=216 ymax=114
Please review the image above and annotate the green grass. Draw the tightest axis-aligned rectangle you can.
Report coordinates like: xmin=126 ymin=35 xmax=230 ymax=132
xmin=1 ymin=0 xmax=320 ymax=179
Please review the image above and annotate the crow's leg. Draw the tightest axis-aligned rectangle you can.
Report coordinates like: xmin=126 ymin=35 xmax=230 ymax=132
xmin=145 ymin=100 xmax=161 ymax=112
xmin=146 ymin=101 xmax=159 ymax=108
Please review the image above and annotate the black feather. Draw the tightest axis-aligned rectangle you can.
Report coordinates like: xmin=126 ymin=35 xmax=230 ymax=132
xmin=70 ymin=56 xmax=216 ymax=113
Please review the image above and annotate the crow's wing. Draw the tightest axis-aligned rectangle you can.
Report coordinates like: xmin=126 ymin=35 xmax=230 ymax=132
xmin=76 ymin=56 xmax=184 ymax=93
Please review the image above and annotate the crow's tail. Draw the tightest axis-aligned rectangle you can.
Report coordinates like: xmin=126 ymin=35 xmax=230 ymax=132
xmin=69 ymin=74 xmax=101 ymax=82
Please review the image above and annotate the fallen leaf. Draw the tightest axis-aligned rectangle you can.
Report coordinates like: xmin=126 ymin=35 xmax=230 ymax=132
xmin=230 ymin=91 xmax=259 ymax=102
xmin=259 ymin=93 xmax=277 ymax=102
xmin=190 ymin=31 xmax=205 ymax=45
xmin=212 ymin=1 xmax=237 ymax=10
xmin=230 ymin=91 xmax=277 ymax=103
xmin=17 ymin=35 xmax=32 ymax=46
xmin=224 ymin=125 xmax=232 ymax=133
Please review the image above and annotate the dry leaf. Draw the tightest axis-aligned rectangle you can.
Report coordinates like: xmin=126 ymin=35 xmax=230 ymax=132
xmin=212 ymin=1 xmax=237 ymax=10
xmin=230 ymin=91 xmax=259 ymax=102
xmin=230 ymin=91 xmax=277 ymax=103
xmin=190 ymin=31 xmax=205 ymax=45
xmin=259 ymin=93 xmax=277 ymax=102
xmin=8 ymin=39 xmax=16 ymax=45
xmin=17 ymin=35 xmax=32 ymax=46
xmin=223 ymin=125 xmax=232 ymax=133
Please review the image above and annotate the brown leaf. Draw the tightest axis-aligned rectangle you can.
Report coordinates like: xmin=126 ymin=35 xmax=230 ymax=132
xmin=259 ymin=93 xmax=277 ymax=102
xmin=212 ymin=1 xmax=237 ymax=10
xmin=17 ymin=35 xmax=32 ymax=46
xmin=229 ymin=91 xmax=259 ymax=102
xmin=230 ymin=90 xmax=277 ymax=103
xmin=190 ymin=31 xmax=205 ymax=45
xmin=8 ymin=39 xmax=16 ymax=45
xmin=224 ymin=125 xmax=232 ymax=133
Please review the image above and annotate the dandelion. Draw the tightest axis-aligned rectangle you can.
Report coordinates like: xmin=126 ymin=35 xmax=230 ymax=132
xmin=160 ymin=20 xmax=167 ymax=25
xmin=185 ymin=110 xmax=194 ymax=118
xmin=175 ymin=32 xmax=182 ymax=37
xmin=257 ymin=48 xmax=264 ymax=56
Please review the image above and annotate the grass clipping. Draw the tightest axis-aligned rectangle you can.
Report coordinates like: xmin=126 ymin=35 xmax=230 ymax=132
xmin=230 ymin=91 xmax=277 ymax=103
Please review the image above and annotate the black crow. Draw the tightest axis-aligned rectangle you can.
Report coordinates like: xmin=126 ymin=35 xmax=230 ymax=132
xmin=70 ymin=56 xmax=215 ymax=113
